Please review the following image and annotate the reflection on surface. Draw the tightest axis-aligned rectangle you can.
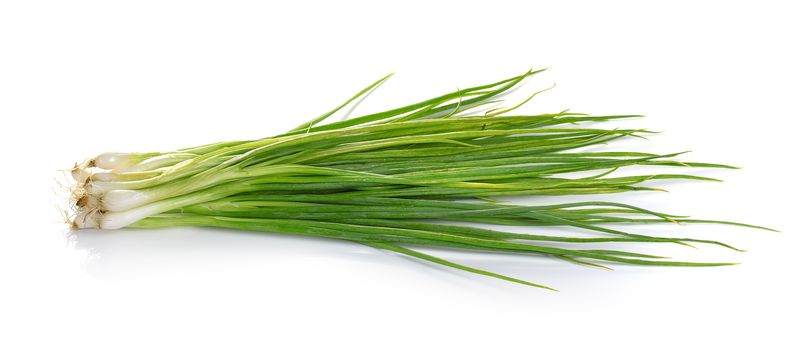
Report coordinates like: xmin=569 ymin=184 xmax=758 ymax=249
xmin=72 ymin=227 xmax=381 ymax=280
xmin=69 ymin=226 xmax=616 ymax=289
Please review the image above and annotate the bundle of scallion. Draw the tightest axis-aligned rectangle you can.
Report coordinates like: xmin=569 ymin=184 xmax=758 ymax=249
xmin=68 ymin=69 xmax=770 ymax=290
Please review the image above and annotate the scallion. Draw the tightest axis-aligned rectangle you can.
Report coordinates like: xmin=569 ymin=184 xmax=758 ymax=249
xmin=68 ymin=70 xmax=771 ymax=290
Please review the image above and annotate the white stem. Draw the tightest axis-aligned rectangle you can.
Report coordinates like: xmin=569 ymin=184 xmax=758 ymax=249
xmin=101 ymin=190 xmax=153 ymax=212
xmin=86 ymin=180 xmax=131 ymax=195
xmin=91 ymin=171 xmax=121 ymax=182
xmin=98 ymin=188 xmax=232 ymax=229
xmin=99 ymin=204 xmax=161 ymax=229
xmin=93 ymin=152 xmax=134 ymax=170
xmin=125 ymin=153 xmax=194 ymax=172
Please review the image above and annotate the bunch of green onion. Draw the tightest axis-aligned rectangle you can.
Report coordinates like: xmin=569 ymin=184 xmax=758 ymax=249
xmin=69 ymin=69 xmax=769 ymax=290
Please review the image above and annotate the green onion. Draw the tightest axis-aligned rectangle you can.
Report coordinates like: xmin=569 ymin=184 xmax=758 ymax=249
xmin=68 ymin=69 xmax=771 ymax=290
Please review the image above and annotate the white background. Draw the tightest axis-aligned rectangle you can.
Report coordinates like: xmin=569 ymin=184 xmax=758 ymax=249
xmin=1 ymin=1 xmax=800 ymax=349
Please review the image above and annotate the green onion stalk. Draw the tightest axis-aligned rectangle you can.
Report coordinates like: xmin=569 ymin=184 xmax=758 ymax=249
xmin=68 ymin=69 xmax=771 ymax=290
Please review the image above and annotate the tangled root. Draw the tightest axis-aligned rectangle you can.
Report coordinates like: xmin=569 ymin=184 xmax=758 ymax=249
xmin=67 ymin=159 xmax=103 ymax=230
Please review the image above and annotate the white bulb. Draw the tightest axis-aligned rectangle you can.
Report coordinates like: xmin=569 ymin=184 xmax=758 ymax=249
xmin=71 ymin=166 xmax=90 ymax=183
xmin=72 ymin=211 xmax=100 ymax=229
xmin=93 ymin=152 xmax=133 ymax=170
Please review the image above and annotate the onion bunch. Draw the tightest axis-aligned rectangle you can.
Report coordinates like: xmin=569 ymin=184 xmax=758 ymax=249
xmin=69 ymin=70 xmax=769 ymax=289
